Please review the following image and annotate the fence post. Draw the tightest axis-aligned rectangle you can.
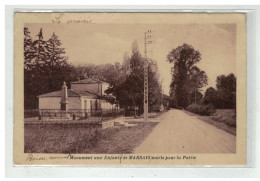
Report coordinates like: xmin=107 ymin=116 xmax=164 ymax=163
xmin=38 ymin=110 xmax=42 ymax=121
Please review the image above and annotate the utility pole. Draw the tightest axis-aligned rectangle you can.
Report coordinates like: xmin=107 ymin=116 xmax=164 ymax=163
xmin=144 ymin=30 xmax=152 ymax=121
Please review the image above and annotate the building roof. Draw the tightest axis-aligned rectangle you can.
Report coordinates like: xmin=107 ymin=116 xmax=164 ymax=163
xmin=38 ymin=89 xmax=98 ymax=98
xmin=71 ymin=78 xmax=109 ymax=85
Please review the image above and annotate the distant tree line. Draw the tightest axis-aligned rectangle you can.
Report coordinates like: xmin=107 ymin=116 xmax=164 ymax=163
xmin=24 ymin=28 xmax=162 ymax=111
xmin=167 ymin=43 xmax=236 ymax=110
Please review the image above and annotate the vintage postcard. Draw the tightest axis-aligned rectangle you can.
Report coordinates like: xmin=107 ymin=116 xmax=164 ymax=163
xmin=14 ymin=12 xmax=247 ymax=166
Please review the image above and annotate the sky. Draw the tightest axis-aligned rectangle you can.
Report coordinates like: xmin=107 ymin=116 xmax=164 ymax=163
xmin=26 ymin=23 xmax=236 ymax=95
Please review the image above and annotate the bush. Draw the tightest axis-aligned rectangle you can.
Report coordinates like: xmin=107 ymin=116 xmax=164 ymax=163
xmin=186 ymin=104 xmax=216 ymax=116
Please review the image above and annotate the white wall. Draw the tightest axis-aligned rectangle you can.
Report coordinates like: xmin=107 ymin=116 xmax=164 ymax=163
xmin=101 ymin=101 xmax=115 ymax=110
xmin=39 ymin=96 xmax=114 ymax=110
xmin=80 ymin=98 xmax=115 ymax=110
xmin=39 ymin=97 xmax=81 ymax=109
xmin=102 ymin=83 xmax=109 ymax=95
xmin=80 ymin=98 xmax=97 ymax=110
xmin=68 ymin=97 xmax=81 ymax=109
xmin=39 ymin=97 xmax=61 ymax=109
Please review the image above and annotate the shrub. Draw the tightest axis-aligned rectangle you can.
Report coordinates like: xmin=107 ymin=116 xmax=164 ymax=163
xmin=186 ymin=104 xmax=216 ymax=116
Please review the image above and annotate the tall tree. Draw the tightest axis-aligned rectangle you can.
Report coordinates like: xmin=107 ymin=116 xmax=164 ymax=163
xmin=24 ymin=27 xmax=33 ymax=70
xmin=148 ymin=59 xmax=162 ymax=111
xmin=29 ymin=28 xmax=48 ymax=70
xmin=106 ymin=41 xmax=162 ymax=113
xmin=44 ymin=32 xmax=69 ymax=91
xmin=24 ymin=28 xmax=48 ymax=108
xmin=167 ymin=43 xmax=207 ymax=108
xmin=185 ymin=66 xmax=208 ymax=104
xmin=216 ymin=73 xmax=236 ymax=108
xmin=122 ymin=52 xmax=131 ymax=74
xmin=45 ymin=33 xmax=68 ymax=68
xmin=24 ymin=28 xmax=72 ymax=109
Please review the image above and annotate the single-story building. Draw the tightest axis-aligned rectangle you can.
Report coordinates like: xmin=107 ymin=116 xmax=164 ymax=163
xmin=38 ymin=78 xmax=116 ymax=111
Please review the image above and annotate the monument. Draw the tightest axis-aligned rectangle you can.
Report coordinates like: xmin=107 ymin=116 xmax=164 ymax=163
xmin=60 ymin=81 xmax=69 ymax=111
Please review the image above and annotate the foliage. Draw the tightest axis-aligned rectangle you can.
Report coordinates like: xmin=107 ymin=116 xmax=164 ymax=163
xmin=186 ymin=104 xmax=216 ymax=116
xmin=167 ymin=43 xmax=208 ymax=108
xmin=203 ymin=87 xmax=219 ymax=107
xmin=24 ymin=28 xmax=162 ymax=111
xmin=203 ymin=74 xmax=236 ymax=109
xmin=190 ymin=90 xmax=203 ymax=104
xmin=191 ymin=109 xmax=236 ymax=135
xmin=71 ymin=63 xmax=122 ymax=86
xmin=212 ymin=109 xmax=236 ymax=128
xmin=105 ymin=41 xmax=162 ymax=112
xmin=24 ymin=27 xmax=74 ymax=109
xmin=216 ymin=73 xmax=236 ymax=109
xmin=99 ymin=95 xmax=116 ymax=105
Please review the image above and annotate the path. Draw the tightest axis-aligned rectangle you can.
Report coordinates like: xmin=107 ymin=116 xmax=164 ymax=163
xmin=134 ymin=109 xmax=236 ymax=153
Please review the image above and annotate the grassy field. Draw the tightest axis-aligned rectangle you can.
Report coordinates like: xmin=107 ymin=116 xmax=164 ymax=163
xmin=185 ymin=109 xmax=236 ymax=135
xmin=24 ymin=121 xmax=158 ymax=154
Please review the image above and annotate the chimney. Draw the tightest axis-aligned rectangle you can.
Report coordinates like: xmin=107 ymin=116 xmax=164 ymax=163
xmin=60 ymin=81 xmax=69 ymax=111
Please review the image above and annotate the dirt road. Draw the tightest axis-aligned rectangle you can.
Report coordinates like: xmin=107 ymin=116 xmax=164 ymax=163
xmin=134 ymin=109 xmax=236 ymax=153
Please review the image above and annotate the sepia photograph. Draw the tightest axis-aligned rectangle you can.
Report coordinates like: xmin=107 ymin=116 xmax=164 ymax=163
xmin=14 ymin=12 xmax=247 ymax=165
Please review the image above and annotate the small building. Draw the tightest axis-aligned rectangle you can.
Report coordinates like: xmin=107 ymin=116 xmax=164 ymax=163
xmin=38 ymin=78 xmax=115 ymax=111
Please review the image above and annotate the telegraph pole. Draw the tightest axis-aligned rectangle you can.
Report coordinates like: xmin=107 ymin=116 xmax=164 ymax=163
xmin=144 ymin=30 xmax=152 ymax=121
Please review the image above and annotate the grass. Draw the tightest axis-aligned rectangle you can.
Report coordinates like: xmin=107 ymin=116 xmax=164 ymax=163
xmin=185 ymin=109 xmax=236 ymax=135
xmin=24 ymin=121 xmax=158 ymax=154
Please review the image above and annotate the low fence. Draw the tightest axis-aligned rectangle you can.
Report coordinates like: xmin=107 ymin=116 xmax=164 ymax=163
xmin=24 ymin=109 xmax=125 ymax=123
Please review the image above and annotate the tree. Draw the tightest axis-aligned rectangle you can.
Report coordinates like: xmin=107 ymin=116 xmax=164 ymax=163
xmin=24 ymin=27 xmax=33 ymax=70
xmin=24 ymin=28 xmax=72 ymax=109
xmin=185 ymin=66 xmax=208 ymax=104
xmin=45 ymin=33 xmax=68 ymax=67
xmin=71 ymin=64 xmax=98 ymax=80
xmin=216 ymin=73 xmax=236 ymax=92
xmin=148 ymin=59 xmax=162 ymax=111
xmin=95 ymin=63 xmax=122 ymax=86
xmin=24 ymin=28 xmax=48 ymax=108
xmin=203 ymin=74 xmax=236 ymax=109
xmin=122 ymin=44 xmax=144 ymax=109
xmin=122 ymin=52 xmax=131 ymax=74
xmin=203 ymin=87 xmax=219 ymax=106
xmin=42 ymin=32 xmax=70 ymax=91
xmin=106 ymin=41 xmax=162 ymax=113
xmin=25 ymin=28 xmax=48 ymax=71
xmin=167 ymin=43 xmax=207 ymax=108
xmin=216 ymin=73 xmax=236 ymax=109
xmin=132 ymin=40 xmax=139 ymax=54
xmin=190 ymin=90 xmax=203 ymax=104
